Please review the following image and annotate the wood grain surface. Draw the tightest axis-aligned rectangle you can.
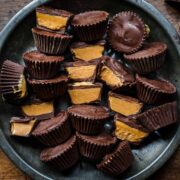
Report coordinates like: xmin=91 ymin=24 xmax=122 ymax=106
xmin=0 ymin=0 xmax=179 ymax=179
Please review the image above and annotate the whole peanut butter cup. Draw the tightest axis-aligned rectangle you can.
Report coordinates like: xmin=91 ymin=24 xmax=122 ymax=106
xmin=124 ymin=42 xmax=167 ymax=74
xmin=32 ymin=111 xmax=71 ymax=146
xmin=108 ymin=11 xmax=147 ymax=54
xmin=97 ymin=141 xmax=134 ymax=176
xmin=40 ymin=135 xmax=79 ymax=171
xmin=23 ymin=50 xmax=64 ymax=79
xmin=32 ymin=27 xmax=73 ymax=55
xmin=28 ymin=75 xmax=68 ymax=100
xmin=76 ymin=132 xmax=117 ymax=161
xmin=68 ymin=104 xmax=109 ymax=134
xmin=136 ymin=74 xmax=176 ymax=104
xmin=71 ymin=11 xmax=109 ymax=42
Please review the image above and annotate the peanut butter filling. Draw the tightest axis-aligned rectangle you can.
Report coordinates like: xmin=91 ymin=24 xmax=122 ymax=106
xmin=11 ymin=119 xmax=37 ymax=137
xmin=99 ymin=66 xmax=123 ymax=87
xmin=66 ymin=65 xmax=96 ymax=80
xmin=21 ymin=102 xmax=54 ymax=116
xmin=36 ymin=12 xmax=68 ymax=30
xmin=109 ymin=96 xmax=143 ymax=116
xmin=71 ymin=45 xmax=104 ymax=61
xmin=68 ymin=83 xmax=101 ymax=104
xmin=115 ymin=121 xmax=148 ymax=142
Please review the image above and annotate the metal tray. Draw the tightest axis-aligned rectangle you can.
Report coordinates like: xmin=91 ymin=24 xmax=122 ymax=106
xmin=0 ymin=0 xmax=180 ymax=179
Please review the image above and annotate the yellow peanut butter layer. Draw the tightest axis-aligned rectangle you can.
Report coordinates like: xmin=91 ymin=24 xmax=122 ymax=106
xmin=36 ymin=12 xmax=68 ymax=30
xmin=109 ymin=94 xmax=143 ymax=116
xmin=99 ymin=66 xmax=123 ymax=87
xmin=66 ymin=65 xmax=96 ymax=80
xmin=71 ymin=45 xmax=104 ymax=61
xmin=115 ymin=121 xmax=148 ymax=142
xmin=21 ymin=102 xmax=54 ymax=116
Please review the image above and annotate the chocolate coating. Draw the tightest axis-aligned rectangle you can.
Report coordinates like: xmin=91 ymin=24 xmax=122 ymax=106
xmin=71 ymin=11 xmax=109 ymax=26
xmin=68 ymin=105 xmax=109 ymax=120
xmin=108 ymin=11 xmax=146 ymax=53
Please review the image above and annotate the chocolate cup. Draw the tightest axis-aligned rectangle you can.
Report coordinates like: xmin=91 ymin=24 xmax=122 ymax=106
xmin=108 ymin=11 xmax=147 ymax=54
xmin=136 ymin=101 xmax=177 ymax=131
xmin=76 ymin=132 xmax=117 ymax=161
xmin=32 ymin=111 xmax=72 ymax=146
xmin=67 ymin=105 xmax=109 ymax=134
xmin=136 ymin=75 xmax=176 ymax=105
xmin=97 ymin=141 xmax=134 ymax=176
xmin=40 ymin=136 xmax=79 ymax=171
xmin=32 ymin=28 xmax=73 ymax=55
xmin=23 ymin=51 xmax=64 ymax=79
xmin=0 ymin=60 xmax=27 ymax=101
xmin=71 ymin=11 xmax=109 ymax=42
xmin=28 ymin=75 xmax=68 ymax=100
xmin=124 ymin=42 xmax=167 ymax=74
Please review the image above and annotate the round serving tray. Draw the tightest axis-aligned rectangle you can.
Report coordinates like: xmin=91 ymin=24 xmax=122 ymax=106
xmin=0 ymin=0 xmax=180 ymax=179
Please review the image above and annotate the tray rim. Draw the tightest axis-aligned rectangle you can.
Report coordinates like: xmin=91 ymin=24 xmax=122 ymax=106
xmin=0 ymin=0 xmax=180 ymax=179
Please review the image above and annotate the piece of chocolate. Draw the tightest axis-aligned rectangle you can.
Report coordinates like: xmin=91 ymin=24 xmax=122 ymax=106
xmin=136 ymin=74 xmax=176 ymax=104
xmin=97 ymin=141 xmax=134 ymax=176
xmin=68 ymin=105 xmax=109 ymax=134
xmin=0 ymin=60 xmax=27 ymax=102
xmin=68 ymin=82 xmax=102 ymax=104
xmin=70 ymin=41 xmax=105 ymax=61
xmin=108 ymin=11 xmax=147 ymax=54
xmin=71 ymin=11 xmax=109 ymax=41
xmin=40 ymin=135 xmax=79 ymax=171
xmin=36 ymin=6 xmax=73 ymax=33
xmin=124 ymin=42 xmax=167 ymax=74
xmin=136 ymin=101 xmax=177 ymax=131
xmin=32 ymin=111 xmax=71 ymax=146
xmin=10 ymin=117 xmax=37 ymax=137
xmin=114 ymin=113 xmax=149 ymax=144
xmin=32 ymin=27 xmax=73 ymax=55
xmin=23 ymin=50 xmax=64 ymax=79
xmin=28 ymin=75 xmax=68 ymax=100
xmin=65 ymin=60 xmax=99 ymax=82
xmin=76 ymin=132 xmax=117 ymax=161
xmin=98 ymin=56 xmax=135 ymax=90
xmin=21 ymin=96 xmax=54 ymax=120
xmin=108 ymin=92 xmax=143 ymax=116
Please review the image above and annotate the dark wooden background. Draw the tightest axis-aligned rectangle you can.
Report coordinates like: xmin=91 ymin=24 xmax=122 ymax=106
xmin=0 ymin=0 xmax=179 ymax=179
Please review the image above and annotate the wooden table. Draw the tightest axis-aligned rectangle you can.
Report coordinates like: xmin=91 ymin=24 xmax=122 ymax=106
xmin=0 ymin=0 xmax=179 ymax=179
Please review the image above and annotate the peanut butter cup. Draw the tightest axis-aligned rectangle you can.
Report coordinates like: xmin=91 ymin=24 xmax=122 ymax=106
xmin=32 ymin=27 xmax=73 ymax=55
xmin=97 ymin=141 xmax=134 ymax=176
xmin=68 ymin=82 xmax=102 ymax=104
xmin=115 ymin=114 xmax=149 ymax=144
xmin=108 ymin=11 xmax=147 ymax=54
xmin=21 ymin=96 xmax=54 ymax=120
xmin=40 ymin=135 xmax=79 ymax=171
xmin=10 ymin=117 xmax=37 ymax=137
xmin=124 ymin=42 xmax=167 ymax=74
xmin=28 ymin=75 xmax=68 ymax=100
xmin=23 ymin=50 xmax=64 ymax=79
xmin=0 ymin=60 xmax=27 ymax=102
xmin=71 ymin=11 xmax=109 ymax=42
xmin=70 ymin=41 xmax=105 ymax=61
xmin=108 ymin=92 xmax=143 ymax=116
xmin=76 ymin=132 xmax=117 ymax=161
xmin=32 ymin=111 xmax=71 ymax=146
xmin=136 ymin=101 xmax=177 ymax=131
xmin=36 ymin=6 xmax=73 ymax=33
xmin=98 ymin=56 xmax=135 ymax=90
xmin=65 ymin=60 xmax=99 ymax=82
xmin=136 ymin=74 xmax=176 ymax=104
xmin=68 ymin=105 xmax=109 ymax=134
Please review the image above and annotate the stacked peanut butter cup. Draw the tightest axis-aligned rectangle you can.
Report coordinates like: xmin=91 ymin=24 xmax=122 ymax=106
xmin=0 ymin=5 xmax=178 ymax=177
